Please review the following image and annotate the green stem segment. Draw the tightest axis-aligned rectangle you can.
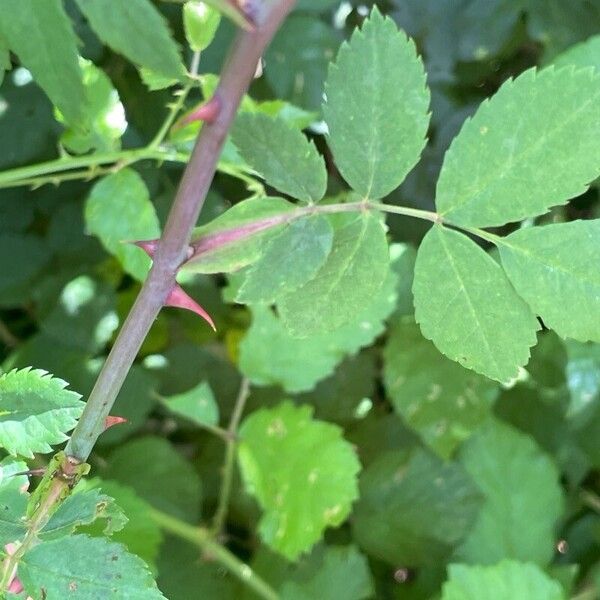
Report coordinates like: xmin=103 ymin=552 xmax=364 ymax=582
xmin=212 ymin=377 xmax=250 ymax=536
xmin=64 ymin=0 xmax=297 ymax=463
xmin=150 ymin=508 xmax=279 ymax=600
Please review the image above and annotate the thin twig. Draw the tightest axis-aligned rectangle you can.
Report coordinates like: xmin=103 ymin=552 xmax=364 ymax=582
xmin=150 ymin=507 xmax=279 ymax=600
xmin=212 ymin=377 xmax=250 ymax=536
xmin=0 ymin=319 xmax=19 ymax=348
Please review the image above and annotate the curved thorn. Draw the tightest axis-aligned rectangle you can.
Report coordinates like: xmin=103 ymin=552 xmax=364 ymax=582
xmin=166 ymin=284 xmax=217 ymax=331
xmin=174 ymin=95 xmax=222 ymax=130
xmin=104 ymin=416 xmax=128 ymax=431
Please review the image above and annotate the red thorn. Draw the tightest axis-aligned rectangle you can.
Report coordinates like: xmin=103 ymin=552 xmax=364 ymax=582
xmin=104 ymin=416 xmax=128 ymax=431
xmin=176 ymin=96 xmax=222 ymax=129
xmin=131 ymin=239 xmax=159 ymax=258
xmin=165 ymin=284 xmax=216 ymax=331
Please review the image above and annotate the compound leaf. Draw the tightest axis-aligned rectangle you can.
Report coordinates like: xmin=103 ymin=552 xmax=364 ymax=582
xmin=441 ymin=561 xmax=564 ymax=600
xmin=19 ymin=535 xmax=166 ymax=599
xmin=236 ymin=215 xmax=333 ymax=304
xmin=384 ymin=319 xmax=499 ymax=458
xmin=74 ymin=0 xmax=185 ymax=80
xmin=278 ymin=212 xmax=389 ymax=337
xmin=0 ymin=368 xmax=83 ymax=457
xmin=499 ymin=220 xmax=600 ymax=343
xmin=413 ymin=225 xmax=539 ymax=383
xmin=0 ymin=0 xmax=84 ymax=124
xmin=456 ymin=420 xmax=564 ymax=566
xmin=324 ymin=7 xmax=430 ymax=200
xmin=232 ymin=113 xmax=327 ymax=203
xmin=238 ymin=402 xmax=360 ymax=560
xmin=436 ymin=67 xmax=600 ymax=227
xmin=85 ymin=169 xmax=160 ymax=281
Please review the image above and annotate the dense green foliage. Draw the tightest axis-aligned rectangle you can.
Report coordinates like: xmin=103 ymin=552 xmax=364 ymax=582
xmin=0 ymin=1 xmax=600 ymax=598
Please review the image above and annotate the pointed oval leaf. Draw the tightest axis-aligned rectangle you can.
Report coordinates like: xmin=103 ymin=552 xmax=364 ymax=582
xmin=238 ymin=402 xmax=361 ymax=560
xmin=456 ymin=420 xmax=564 ymax=566
xmin=74 ymin=0 xmax=185 ymax=80
xmin=232 ymin=113 xmax=327 ymax=203
xmin=384 ymin=319 xmax=499 ymax=459
xmin=0 ymin=368 xmax=84 ymax=458
xmin=85 ymin=169 xmax=160 ymax=281
xmin=499 ymin=220 xmax=600 ymax=343
xmin=436 ymin=67 xmax=600 ymax=227
xmin=19 ymin=535 xmax=166 ymax=599
xmin=442 ymin=561 xmax=565 ymax=600
xmin=236 ymin=215 xmax=333 ymax=304
xmin=0 ymin=0 xmax=84 ymax=123
xmin=278 ymin=212 xmax=389 ymax=337
xmin=352 ymin=449 xmax=481 ymax=566
xmin=161 ymin=381 xmax=219 ymax=428
xmin=413 ymin=225 xmax=539 ymax=383
xmin=324 ymin=7 xmax=430 ymax=200
xmin=183 ymin=2 xmax=221 ymax=53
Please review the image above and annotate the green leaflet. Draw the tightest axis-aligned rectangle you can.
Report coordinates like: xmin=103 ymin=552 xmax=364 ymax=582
xmin=104 ymin=437 xmax=202 ymax=523
xmin=456 ymin=420 xmax=564 ymax=566
xmin=183 ymin=2 xmax=221 ymax=52
xmin=236 ymin=215 xmax=334 ymax=304
xmin=238 ymin=402 xmax=360 ymax=560
xmin=84 ymin=479 xmax=163 ymax=572
xmin=266 ymin=16 xmax=340 ymax=111
xmin=553 ymin=34 xmax=600 ymax=72
xmin=239 ymin=247 xmax=402 ymax=393
xmin=0 ymin=458 xmax=29 ymax=547
xmin=85 ymin=169 xmax=161 ymax=281
xmin=232 ymin=113 xmax=327 ymax=203
xmin=441 ymin=561 xmax=565 ymax=600
xmin=384 ymin=319 xmax=499 ymax=459
xmin=436 ymin=67 xmax=600 ymax=227
xmin=0 ymin=0 xmax=84 ymax=124
xmin=413 ymin=225 xmax=539 ymax=383
xmin=43 ymin=487 xmax=127 ymax=540
xmin=278 ymin=212 xmax=389 ymax=337
xmin=0 ymin=368 xmax=84 ymax=457
xmin=161 ymin=380 xmax=219 ymax=428
xmin=324 ymin=7 xmax=430 ymax=200
xmin=19 ymin=535 xmax=166 ymax=599
xmin=280 ymin=545 xmax=374 ymax=600
xmin=74 ymin=0 xmax=185 ymax=80
xmin=183 ymin=197 xmax=296 ymax=275
xmin=56 ymin=59 xmax=126 ymax=154
xmin=352 ymin=449 xmax=481 ymax=566
xmin=499 ymin=220 xmax=600 ymax=343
